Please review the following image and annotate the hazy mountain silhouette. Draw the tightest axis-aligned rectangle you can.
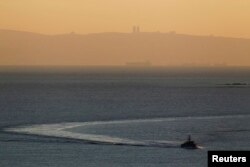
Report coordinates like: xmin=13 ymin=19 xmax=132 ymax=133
xmin=1 ymin=29 xmax=250 ymax=66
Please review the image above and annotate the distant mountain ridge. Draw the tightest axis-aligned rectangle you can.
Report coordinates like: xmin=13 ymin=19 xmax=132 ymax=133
xmin=1 ymin=29 xmax=250 ymax=66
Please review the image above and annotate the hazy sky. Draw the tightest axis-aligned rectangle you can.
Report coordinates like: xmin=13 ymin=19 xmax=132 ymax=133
xmin=1 ymin=0 xmax=250 ymax=38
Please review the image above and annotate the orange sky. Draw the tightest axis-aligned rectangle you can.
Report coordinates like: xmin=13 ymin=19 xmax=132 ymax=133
xmin=1 ymin=0 xmax=250 ymax=38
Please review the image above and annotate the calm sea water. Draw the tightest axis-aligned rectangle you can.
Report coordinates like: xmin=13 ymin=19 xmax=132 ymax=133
xmin=0 ymin=67 xmax=250 ymax=167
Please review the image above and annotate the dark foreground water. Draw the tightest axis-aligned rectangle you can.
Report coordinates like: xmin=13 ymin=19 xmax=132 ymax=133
xmin=0 ymin=67 xmax=250 ymax=167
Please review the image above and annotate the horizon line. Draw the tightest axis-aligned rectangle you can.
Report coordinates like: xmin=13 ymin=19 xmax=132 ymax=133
xmin=1 ymin=28 xmax=249 ymax=40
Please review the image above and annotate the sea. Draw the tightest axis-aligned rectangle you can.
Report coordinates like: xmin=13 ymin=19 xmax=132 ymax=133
xmin=0 ymin=66 xmax=250 ymax=167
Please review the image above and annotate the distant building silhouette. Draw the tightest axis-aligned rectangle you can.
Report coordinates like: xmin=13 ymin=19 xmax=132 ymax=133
xmin=126 ymin=61 xmax=151 ymax=67
xmin=132 ymin=26 xmax=140 ymax=33
xmin=169 ymin=31 xmax=176 ymax=35
xmin=132 ymin=26 xmax=136 ymax=33
xmin=136 ymin=26 xmax=140 ymax=33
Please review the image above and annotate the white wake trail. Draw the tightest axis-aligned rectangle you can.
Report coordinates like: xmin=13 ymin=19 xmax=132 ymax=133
xmin=4 ymin=114 xmax=250 ymax=148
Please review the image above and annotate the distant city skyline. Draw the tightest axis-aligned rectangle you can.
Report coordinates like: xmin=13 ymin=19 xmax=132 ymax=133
xmin=0 ymin=27 xmax=249 ymax=40
xmin=1 ymin=0 xmax=250 ymax=38
xmin=1 ymin=29 xmax=250 ymax=66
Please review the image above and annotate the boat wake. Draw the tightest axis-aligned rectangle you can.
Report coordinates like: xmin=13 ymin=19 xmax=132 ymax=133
xmin=3 ymin=114 xmax=250 ymax=148
xmin=4 ymin=121 xmax=181 ymax=148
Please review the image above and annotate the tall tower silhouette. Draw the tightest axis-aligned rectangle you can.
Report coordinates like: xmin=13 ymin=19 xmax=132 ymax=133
xmin=132 ymin=26 xmax=136 ymax=33
xmin=132 ymin=26 xmax=140 ymax=33
xmin=136 ymin=26 xmax=140 ymax=33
